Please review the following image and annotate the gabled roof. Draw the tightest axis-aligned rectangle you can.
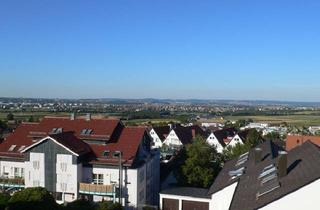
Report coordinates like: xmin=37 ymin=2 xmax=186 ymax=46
xmin=21 ymin=132 xmax=92 ymax=156
xmin=208 ymin=140 xmax=320 ymax=210
xmin=173 ymin=125 xmax=205 ymax=145
xmin=212 ymin=128 xmax=237 ymax=147
xmin=286 ymin=134 xmax=320 ymax=151
xmin=152 ymin=126 xmax=171 ymax=141
xmin=0 ymin=117 xmax=148 ymax=167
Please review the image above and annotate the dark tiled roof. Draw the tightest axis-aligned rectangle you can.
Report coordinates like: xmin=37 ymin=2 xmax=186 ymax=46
xmin=212 ymin=128 xmax=237 ymax=147
xmin=209 ymin=140 xmax=320 ymax=210
xmin=153 ymin=126 xmax=171 ymax=141
xmin=161 ymin=187 xmax=211 ymax=199
xmin=174 ymin=125 xmax=205 ymax=145
xmin=49 ymin=132 xmax=92 ymax=156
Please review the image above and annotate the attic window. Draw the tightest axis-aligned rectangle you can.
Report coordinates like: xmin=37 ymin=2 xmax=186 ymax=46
xmin=81 ymin=129 xmax=93 ymax=135
xmin=18 ymin=145 xmax=26 ymax=152
xmin=8 ymin=145 xmax=17 ymax=152
xmin=102 ymin=150 xmax=110 ymax=157
xmin=51 ymin=128 xmax=63 ymax=134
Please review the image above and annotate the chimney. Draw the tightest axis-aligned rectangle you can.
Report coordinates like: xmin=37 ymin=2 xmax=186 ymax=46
xmin=277 ymin=151 xmax=288 ymax=178
xmin=168 ymin=124 xmax=172 ymax=130
xmin=70 ymin=113 xmax=75 ymax=120
xmin=86 ymin=113 xmax=91 ymax=121
xmin=192 ymin=128 xmax=196 ymax=138
xmin=254 ymin=148 xmax=262 ymax=164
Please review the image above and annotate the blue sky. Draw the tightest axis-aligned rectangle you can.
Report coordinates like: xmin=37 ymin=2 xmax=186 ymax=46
xmin=1 ymin=0 xmax=320 ymax=101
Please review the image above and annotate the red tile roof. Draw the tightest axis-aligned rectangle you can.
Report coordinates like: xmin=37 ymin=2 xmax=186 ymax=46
xmin=90 ymin=127 xmax=147 ymax=166
xmin=0 ymin=122 xmax=39 ymax=159
xmin=286 ymin=134 xmax=320 ymax=151
xmin=0 ymin=117 xmax=148 ymax=167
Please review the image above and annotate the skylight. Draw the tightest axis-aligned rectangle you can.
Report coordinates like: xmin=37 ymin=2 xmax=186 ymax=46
xmin=8 ymin=145 xmax=17 ymax=152
xmin=256 ymin=180 xmax=280 ymax=198
xmin=102 ymin=150 xmax=110 ymax=157
xmin=51 ymin=127 xmax=63 ymax=134
xmin=258 ymin=165 xmax=277 ymax=179
xmin=18 ymin=145 xmax=26 ymax=152
xmin=81 ymin=129 xmax=93 ymax=135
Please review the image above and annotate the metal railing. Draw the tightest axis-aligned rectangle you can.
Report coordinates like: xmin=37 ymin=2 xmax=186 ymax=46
xmin=0 ymin=177 xmax=25 ymax=187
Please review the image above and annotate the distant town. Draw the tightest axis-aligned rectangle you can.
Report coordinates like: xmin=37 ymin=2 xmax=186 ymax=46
xmin=0 ymin=97 xmax=320 ymax=210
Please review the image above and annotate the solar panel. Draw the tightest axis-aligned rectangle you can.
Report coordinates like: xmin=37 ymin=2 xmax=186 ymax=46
xmin=257 ymin=180 xmax=280 ymax=198
xmin=229 ymin=167 xmax=245 ymax=176
xmin=258 ymin=165 xmax=277 ymax=179
xmin=261 ymin=173 xmax=277 ymax=185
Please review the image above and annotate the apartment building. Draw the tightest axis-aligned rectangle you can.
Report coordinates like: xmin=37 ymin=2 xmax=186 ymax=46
xmin=0 ymin=115 xmax=159 ymax=208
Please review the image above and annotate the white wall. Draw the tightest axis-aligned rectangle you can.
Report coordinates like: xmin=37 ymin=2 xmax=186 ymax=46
xmin=56 ymin=154 xmax=78 ymax=202
xmin=0 ymin=161 xmax=24 ymax=178
xmin=210 ymin=182 xmax=238 ymax=210
xmin=88 ymin=166 xmax=139 ymax=207
xmin=206 ymin=133 xmax=224 ymax=153
xmin=259 ymin=178 xmax=320 ymax=210
xmin=159 ymin=194 xmax=210 ymax=210
xmin=163 ymin=130 xmax=182 ymax=148
xmin=228 ymin=134 xmax=244 ymax=147
xmin=149 ymin=129 xmax=163 ymax=149
xmin=25 ymin=152 xmax=45 ymax=187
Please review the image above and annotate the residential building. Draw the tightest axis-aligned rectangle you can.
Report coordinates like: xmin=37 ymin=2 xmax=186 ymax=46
xmin=0 ymin=115 xmax=160 ymax=208
xmin=149 ymin=126 xmax=170 ymax=149
xmin=206 ymin=128 xmax=237 ymax=153
xmin=286 ymin=134 xmax=320 ymax=151
xmin=160 ymin=140 xmax=320 ymax=210
xmin=162 ymin=125 xmax=205 ymax=149
xmin=227 ymin=129 xmax=252 ymax=147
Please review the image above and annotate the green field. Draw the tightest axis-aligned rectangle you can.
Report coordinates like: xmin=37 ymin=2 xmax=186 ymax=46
xmin=206 ymin=114 xmax=320 ymax=126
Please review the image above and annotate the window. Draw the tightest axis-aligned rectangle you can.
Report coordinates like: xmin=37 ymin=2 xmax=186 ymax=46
xmin=93 ymin=174 xmax=104 ymax=185
xmin=102 ymin=150 xmax=110 ymax=157
xmin=51 ymin=128 xmax=63 ymax=134
xmin=55 ymin=192 xmax=63 ymax=201
xmin=33 ymin=161 xmax=40 ymax=170
xmin=81 ymin=129 xmax=92 ymax=135
xmin=60 ymin=162 xmax=67 ymax=172
xmin=18 ymin=145 xmax=26 ymax=152
xmin=14 ymin=167 xmax=19 ymax=178
xmin=21 ymin=168 xmax=24 ymax=177
xmin=8 ymin=145 xmax=17 ymax=151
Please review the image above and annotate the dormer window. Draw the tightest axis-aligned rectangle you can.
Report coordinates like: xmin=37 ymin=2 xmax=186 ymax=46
xmin=8 ymin=145 xmax=17 ymax=152
xmin=81 ymin=129 xmax=93 ymax=135
xmin=51 ymin=128 xmax=63 ymax=134
xmin=102 ymin=150 xmax=110 ymax=157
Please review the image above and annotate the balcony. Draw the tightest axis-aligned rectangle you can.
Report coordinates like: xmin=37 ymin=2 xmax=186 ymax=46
xmin=79 ymin=183 xmax=115 ymax=196
xmin=0 ymin=177 xmax=25 ymax=188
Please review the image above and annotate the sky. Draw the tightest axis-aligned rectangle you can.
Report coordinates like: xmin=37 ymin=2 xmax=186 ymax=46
xmin=1 ymin=0 xmax=320 ymax=101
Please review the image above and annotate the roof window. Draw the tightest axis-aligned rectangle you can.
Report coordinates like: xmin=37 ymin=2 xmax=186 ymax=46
xmin=8 ymin=145 xmax=17 ymax=152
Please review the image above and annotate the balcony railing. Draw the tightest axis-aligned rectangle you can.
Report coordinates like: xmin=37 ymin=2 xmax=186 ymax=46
xmin=0 ymin=177 xmax=25 ymax=188
xmin=79 ymin=183 xmax=115 ymax=196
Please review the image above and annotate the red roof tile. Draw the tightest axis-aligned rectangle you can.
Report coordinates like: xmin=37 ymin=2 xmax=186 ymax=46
xmin=0 ymin=117 xmax=147 ymax=167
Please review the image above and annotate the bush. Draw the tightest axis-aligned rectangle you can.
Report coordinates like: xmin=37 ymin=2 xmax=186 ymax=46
xmin=7 ymin=187 xmax=58 ymax=210
xmin=0 ymin=193 xmax=10 ymax=210
xmin=64 ymin=199 xmax=96 ymax=210
xmin=98 ymin=201 xmax=123 ymax=210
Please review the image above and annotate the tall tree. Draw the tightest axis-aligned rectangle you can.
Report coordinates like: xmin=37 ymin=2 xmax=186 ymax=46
xmin=175 ymin=136 xmax=223 ymax=188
